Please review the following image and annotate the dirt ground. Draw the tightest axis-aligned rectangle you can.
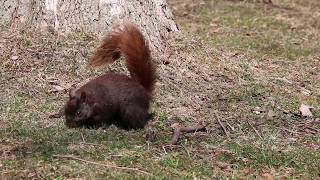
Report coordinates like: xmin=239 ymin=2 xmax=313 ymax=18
xmin=1 ymin=0 xmax=319 ymax=179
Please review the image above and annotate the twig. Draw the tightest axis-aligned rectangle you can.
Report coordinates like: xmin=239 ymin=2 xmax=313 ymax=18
xmin=247 ymin=121 xmax=262 ymax=139
xmin=226 ymin=122 xmax=235 ymax=131
xmin=81 ymin=134 xmax=85 ymax=142
xmin=80 ymin=142 xmax=102 ymax=146
xmin=299 ymin=126 xmax=319 ymax=135
xmin=162 ymin=145 xmax=168 ymax=154
xmin=53 ymin=155 xmax=151 ymax=175
xmin=169 ymin=124 xmax=207 ymax=145
xmin=281 ymin=127 xmax=301 ymax=135
xmin=304 ymin=126 xmax=319 ymax=133
xmin=214 ymin=111 xmax=229 ymax=138
xmin=49 ymin=112 xmax=63 ymax=118
xmin=68 ymin=142 xmax=103 ymax=147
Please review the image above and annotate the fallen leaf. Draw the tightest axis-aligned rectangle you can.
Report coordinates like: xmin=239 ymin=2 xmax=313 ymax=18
xmin=253 ymin=106 xmax=263 ymax=114
xmin=261 ymin=173 xmax=273 ymax=180
xmin=11 ymin=55 xmax=18 ymax=60
xmin=170 ymin=123 xmax=180 ymax=129
xmin=48 ymin=77 xmax=75 ymax=93
xmin=299 ymin=104 xmax=313 ymax=117
xmin=274 ymin=77 xmax=293 ymax=84
xmin=240 ymin=168 xmax=250 ymax=175
xmin=300 ymin=87 xmax=311 ymax=96
xmin=267 ymin=110 xmax=276 ymax=119
xmin=275 ymin=15 xmax=288 ymax=21
xmin=49 ymin=85 xmax=66 ymax=93
xmin=241 ymin=157 xmax=249 ymax=162
xmin=215 ymin=161 xmax=232 ymax=171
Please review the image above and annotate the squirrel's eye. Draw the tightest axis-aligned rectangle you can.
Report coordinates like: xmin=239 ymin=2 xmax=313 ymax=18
xmin=76 ymin=111 xmax=81 ymax=115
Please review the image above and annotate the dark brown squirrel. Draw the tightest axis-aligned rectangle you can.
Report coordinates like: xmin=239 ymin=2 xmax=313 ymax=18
xmin=52 ymin=23 xmax=156 ymax=130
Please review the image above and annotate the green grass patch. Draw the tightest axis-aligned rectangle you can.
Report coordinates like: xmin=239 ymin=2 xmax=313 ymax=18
xmin=181 ymin=0 xmax=320 ymax=60
xmin=224 ymin=142 xmax=320 ymax=177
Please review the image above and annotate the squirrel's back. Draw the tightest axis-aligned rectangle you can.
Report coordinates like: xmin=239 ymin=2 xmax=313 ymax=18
xmin=89 ymin=23 xmax=156 ymax=93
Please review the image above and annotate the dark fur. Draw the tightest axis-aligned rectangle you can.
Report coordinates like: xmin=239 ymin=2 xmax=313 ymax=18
xmin=63 ymin=23 xmax=156 ymax=130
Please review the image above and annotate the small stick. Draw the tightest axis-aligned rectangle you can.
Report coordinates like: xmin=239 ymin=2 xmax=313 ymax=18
xmin=247 ymin=121 xmax=262 ymax=139
xmin=162 ymin=145 xmax=168 ymax=154
xmin=226 ymin=122 xmax=235 ymax=131
xmin=169 ymin=124 xmax=207 ymax=145
xmin=68 ymin=142 xmax=103 ymax=147
xmin=49 ymin=112 xmax=63 ymax=118
xmin=301 ymin=126 xmax=319 ymax=133
xmin=214 ymin=111 xmax=229 ymax=138
xmin=281 ymin=127 xmax=301 ymax=135
xmin=81 ymin=133 xmax=85 ymax=142
xmin=299 ymin=126 xmax=319 ymax=135
xmin=53 ymin=155 xmax=151 ymax=175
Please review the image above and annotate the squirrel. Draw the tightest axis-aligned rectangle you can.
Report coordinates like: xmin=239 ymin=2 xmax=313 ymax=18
xmin=51 ymin=23 xmax=156 ymax=130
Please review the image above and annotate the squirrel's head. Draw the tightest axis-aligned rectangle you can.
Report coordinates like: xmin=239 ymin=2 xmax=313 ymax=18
xmin=64 ymin=88 xmax=93 ymax=128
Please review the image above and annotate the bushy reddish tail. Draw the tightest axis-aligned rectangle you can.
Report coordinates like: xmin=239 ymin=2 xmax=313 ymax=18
xmin=90 ymin=23 xmax=156 ymax=93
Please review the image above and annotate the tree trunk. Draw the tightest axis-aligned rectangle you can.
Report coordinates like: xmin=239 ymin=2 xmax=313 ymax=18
xmin=0 ymin=0 xmax=179 ymax=51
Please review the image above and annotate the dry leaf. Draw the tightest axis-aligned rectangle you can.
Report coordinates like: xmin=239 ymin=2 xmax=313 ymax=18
xmin=50 ymin=85 xmax=65 ymax=92
xmin=300 ymin=87 xmax=311 ymax=96
xmin=253 ymin=106 xmax=263 ymax=114
xmin=215 ymin=161 xmax=232 ymax=171
xmin=240 ymin=168 xmax=250 ymax=175
xmin=267 ymin=110 xmax=276 ymax=119
xmin=48 ymin=77 xmax=75 ymax=93
xmin=11 ymin=55 xmax=18 ymax=60
xmin=170 ymin=123 xmax=180 ymax=129
xmin=261 ymin=173 xmax=273 ymax=180
xmin=299 ymin=104 xmax=313 ymax=117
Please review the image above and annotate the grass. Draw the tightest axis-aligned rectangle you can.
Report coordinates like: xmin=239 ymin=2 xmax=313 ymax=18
xmin=226 ymin=142 xmax=320 ymax=176
xmin=1 ymin=0 xmax=320 ymax=179
xmin=177 ymin=0 xmax=320 ymax=61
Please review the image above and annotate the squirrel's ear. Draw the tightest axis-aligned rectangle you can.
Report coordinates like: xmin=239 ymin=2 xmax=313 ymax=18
xmin=69 ymin=88 xmax=76 ymax=98
xmin=80 ymin=91 xmax=86 ymax=102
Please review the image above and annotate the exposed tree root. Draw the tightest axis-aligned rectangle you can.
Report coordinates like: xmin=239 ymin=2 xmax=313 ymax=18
xmin=168 ymin=123 xmax=207 ymax=145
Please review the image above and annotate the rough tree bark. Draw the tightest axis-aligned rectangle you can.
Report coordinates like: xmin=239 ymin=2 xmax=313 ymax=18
xmin=0 ymin=0 xmax=179 ymax=51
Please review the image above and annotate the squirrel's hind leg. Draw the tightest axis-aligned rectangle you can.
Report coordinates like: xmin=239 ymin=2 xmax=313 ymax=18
xmin=119 ymin=105 xmax=149 ymax=130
